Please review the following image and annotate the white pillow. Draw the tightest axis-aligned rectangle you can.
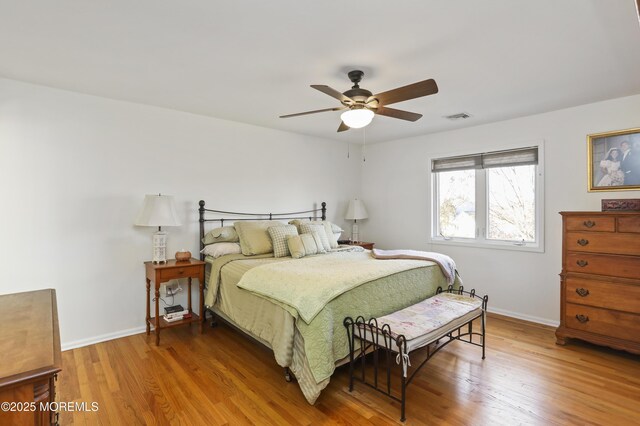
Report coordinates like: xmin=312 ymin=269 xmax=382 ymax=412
xmin=200 ymin=242 xmax=242 ymax=258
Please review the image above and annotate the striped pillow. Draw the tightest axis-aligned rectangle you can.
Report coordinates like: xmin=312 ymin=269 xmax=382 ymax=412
xmin=287 ymin=232 xmax=326 ymax=259
xmin=300 ymin=223 xmax=331 ymax=252
xmin=291 ymin=219 xmax=341 ymax=249
xmin=268 ymin=225 xmax=298 ymax=258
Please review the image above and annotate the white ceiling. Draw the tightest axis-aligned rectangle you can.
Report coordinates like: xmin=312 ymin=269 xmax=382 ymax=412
xmin=1 ymin=1 xmax=639 ymax=144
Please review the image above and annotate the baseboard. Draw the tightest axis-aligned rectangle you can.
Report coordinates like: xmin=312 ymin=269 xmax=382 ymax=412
xmin=60 ymin=309 xmax=558 ymax=351
xmin=487 ymin=307 xmax=559 ymax=327
xmin=61 ymin=326 xmax=147 ymax=351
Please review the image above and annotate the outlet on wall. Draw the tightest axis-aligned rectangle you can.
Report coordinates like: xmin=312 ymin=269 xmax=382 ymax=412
xmin=160 ymin=280 xmax=182 ymax=298
xmin=160 ymin=281 xmax=179 ymax=297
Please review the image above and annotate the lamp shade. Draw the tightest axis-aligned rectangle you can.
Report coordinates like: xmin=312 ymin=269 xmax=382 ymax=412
xmin=345 ymin=199 xmax=368 ymax=220
xmin=341 ymin=109 xmax=374 ymax=129
xmin=135 ymin=194 xmax=181 ymax=227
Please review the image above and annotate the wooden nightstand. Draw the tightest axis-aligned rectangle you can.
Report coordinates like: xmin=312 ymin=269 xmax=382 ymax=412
xmin=144 ymin=258 xmax=206 ymax=346
xmin=339 ymin=240 xmax=375 ymax=250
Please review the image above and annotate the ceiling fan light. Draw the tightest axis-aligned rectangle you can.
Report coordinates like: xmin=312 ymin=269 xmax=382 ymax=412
xmin=341 ymin=109 xmax=374 ymax=129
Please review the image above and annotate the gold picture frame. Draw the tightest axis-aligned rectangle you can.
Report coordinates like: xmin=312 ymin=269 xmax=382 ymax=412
xmin=587 ymin=127 xmax=640 ymax=192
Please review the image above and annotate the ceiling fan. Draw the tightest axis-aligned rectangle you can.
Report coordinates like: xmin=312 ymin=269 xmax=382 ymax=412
xmin=280 ymin=70 xmax=438 ymax=132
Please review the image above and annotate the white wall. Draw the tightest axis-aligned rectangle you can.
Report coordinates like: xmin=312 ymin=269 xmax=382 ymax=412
xmin=0 ymin=78 xmax=362 ymax=349
xmin=361 ymin=94 xmax=640 ymax=325
xmin=2 ymin=76 xmax=638 ymax=346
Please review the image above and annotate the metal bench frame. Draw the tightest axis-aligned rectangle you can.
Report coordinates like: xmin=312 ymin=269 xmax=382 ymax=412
xmin=344 ymin=285 xmax=489 ymax=422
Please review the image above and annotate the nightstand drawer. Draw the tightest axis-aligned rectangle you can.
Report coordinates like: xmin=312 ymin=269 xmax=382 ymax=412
xmin=158 ymin=265 xmax=201 ymax=281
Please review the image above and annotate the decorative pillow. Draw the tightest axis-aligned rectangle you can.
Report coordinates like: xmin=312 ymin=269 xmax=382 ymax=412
xmin=290 ymin=219 xmax=342 ymax=249
xmin=235 ymin=221 xmax=284 ymax=255
xmin=310 ymin=232 xmax=327 ymax=254
xmin=330 ymin=223 xmax=343 ymax=241
xmin=200 ymin=242 xmax=241 ymax=258
xmin=268 ymin=225 xmax=298 ymax=258
xmin=288 ymin=219 xmax=310 ymax=233
xmin=202 ymin=226 xmax=239 ymax=245
xmin=287 ymin=232 xmax=326 ymax=259
xmin=324 ymin=222 xmax=341 ymax=249
xmin=300 ymin=223 xmax=332 ymax=251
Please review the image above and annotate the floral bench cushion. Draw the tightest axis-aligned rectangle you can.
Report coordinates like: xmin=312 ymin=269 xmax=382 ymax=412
xmin=366 ymin=292 xmax=484 ymax=353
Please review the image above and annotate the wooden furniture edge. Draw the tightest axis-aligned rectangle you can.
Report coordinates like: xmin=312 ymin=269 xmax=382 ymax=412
xmin=0 ymin=289 xmax=62 ymax=389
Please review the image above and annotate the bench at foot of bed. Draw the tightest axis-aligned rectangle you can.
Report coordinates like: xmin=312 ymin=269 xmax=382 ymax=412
xmin=344 ymin=285 xmax=489 ymax=422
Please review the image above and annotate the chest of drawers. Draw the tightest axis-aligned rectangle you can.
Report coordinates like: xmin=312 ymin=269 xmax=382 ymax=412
xmin=556 ymin=212 xmax=640 ymax=354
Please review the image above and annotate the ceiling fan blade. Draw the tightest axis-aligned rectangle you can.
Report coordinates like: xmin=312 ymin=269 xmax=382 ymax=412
xmin=375 ymin=106 xmax=423 ymax=122
xmin=311 ymin=85 xmax=354 ymax=105
xmin=337 ymin=121 xmax=350 ymax=132
xmin=369 ymin=79 xmax=438 ymax=106
xmin=280 ymin=106 xmax=346 ymax=119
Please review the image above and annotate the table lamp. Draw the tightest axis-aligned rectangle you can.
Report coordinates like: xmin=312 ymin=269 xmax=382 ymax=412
xmin=345 ymin=198 xmax=368 ymax=242
xmin=135 ymin=194 xmax=181 ymax=263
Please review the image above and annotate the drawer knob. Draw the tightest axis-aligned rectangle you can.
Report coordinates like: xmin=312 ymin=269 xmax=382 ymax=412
xmin=576 ymin=260 xmax=588 ymax=267
xmin=577 ymin=239 xmax=589 ymax=246
xmin=177 ymin=269 xmax=184 ymax=274
xmin=575 ymin=288 xmax=590 ymax=297
xmin=583 ymin=220 xmax=596 ymax=228
xmin=575 ymin=314 xmax=589 ymax=324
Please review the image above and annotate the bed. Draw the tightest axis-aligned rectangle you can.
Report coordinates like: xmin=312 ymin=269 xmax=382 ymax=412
xmin=198 ymin=200 xmax=461 ymax=404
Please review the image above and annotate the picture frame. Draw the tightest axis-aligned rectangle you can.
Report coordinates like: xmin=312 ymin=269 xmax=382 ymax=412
xmin=587 ymin=127 xmax=640 ymax=192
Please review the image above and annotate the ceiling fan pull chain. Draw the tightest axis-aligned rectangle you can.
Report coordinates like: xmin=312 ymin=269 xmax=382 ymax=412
xmin=347 ymin=141 xmax=350 ymax=159
xmin=362 ymin=127 xmax=366 ymax=162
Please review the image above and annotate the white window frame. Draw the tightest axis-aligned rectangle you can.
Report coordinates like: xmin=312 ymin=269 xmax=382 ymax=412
xmin=429 ymin=141 xmax=545 ymax=253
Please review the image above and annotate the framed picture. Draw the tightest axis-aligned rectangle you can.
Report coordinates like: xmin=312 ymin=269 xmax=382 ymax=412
xmin=588 ymin=127 xmax=640 ymax=191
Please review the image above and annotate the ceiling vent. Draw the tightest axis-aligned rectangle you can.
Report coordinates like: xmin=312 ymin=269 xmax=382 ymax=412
xmin=444 ymin=112 xmax=472 ymax=121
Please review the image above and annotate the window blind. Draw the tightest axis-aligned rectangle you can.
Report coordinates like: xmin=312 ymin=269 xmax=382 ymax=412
xmin=431 ymin=146 xmax=538 ymax=172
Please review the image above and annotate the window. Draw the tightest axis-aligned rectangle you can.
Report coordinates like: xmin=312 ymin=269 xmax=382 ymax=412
xmin=431 ymin=146 xmax=543 ymax=251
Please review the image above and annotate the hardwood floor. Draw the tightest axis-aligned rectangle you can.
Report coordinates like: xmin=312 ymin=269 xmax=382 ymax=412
xmin=58 ymin=314 xmax=640 ymax=425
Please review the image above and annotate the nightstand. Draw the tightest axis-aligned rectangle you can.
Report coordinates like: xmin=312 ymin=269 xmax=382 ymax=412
xmin=338 ymin=240 xmax=375 ymax=250
xmin=144 ymin=258 xmax=206 ymax=346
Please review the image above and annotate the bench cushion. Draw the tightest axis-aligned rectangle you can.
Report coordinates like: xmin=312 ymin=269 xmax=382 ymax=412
xmin=366 ymin=292 xmax=483 ymax=353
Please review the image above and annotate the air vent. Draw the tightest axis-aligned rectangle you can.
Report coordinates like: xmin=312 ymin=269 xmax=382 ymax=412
xmin=444 ymin=112 xmax=472 ymax=120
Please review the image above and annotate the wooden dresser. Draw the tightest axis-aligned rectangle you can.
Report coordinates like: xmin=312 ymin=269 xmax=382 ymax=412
xmin=556 ymin=212 xmax=640 ymax=354
xmin=0 ymin=289 xmax=62 ymax=425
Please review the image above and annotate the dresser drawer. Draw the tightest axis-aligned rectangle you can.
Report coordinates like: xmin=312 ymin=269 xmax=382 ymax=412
xmin=618 ymin=216 xmax=640 ymax=233
xmin=565 ymin=216 xmax=615 ymax=232
xmin=566 ymin=252 xmax=640 ymax=279
xmin=565 ymin=303 xmax=640 ymax=343
xmin=565 ymin=277 xmax=640 ymax=314
xmin=158 ymin=265 xmax=202 ymax=281
xmin=565 ymin=231 xmax=640 ymax=256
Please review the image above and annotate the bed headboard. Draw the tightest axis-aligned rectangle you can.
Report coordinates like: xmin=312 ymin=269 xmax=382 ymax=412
xmin=198 ymin=200 xmax=327 ymax=260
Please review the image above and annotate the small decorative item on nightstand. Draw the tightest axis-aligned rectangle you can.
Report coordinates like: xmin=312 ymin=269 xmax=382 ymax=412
xmin=175 ymin=250 xmax=192 ymax=261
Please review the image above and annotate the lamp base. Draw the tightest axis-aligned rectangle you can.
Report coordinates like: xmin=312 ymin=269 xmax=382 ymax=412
xmin=351 ymin=223 xmax=359 ymax=243
xmin=152 ymin=231 xmax=168 ymax=264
